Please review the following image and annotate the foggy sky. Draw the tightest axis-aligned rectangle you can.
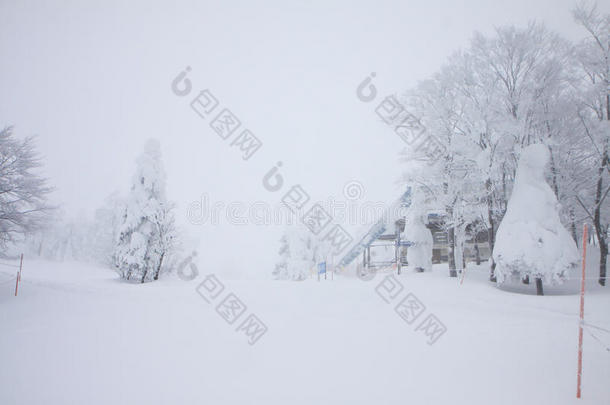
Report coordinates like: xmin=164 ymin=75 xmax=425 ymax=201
xmin=1 ymin=0 xmax=606 ymax=277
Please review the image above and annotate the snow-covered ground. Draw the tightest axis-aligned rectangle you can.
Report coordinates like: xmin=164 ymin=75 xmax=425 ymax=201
xmin=1 ymin=255 xmax=609 ymax=405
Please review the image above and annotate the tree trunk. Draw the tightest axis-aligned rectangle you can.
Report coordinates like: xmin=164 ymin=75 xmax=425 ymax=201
xmin=593 ymin=144 xmax=608 ymax=286
xmin=502 ymin=170 xmax=508 ymax=210
xmin=141 ymin=260 xmax=149 ymax=283
xmin=462 ymin=248 xmax=466 ymax=270
xmin=570 ymin=208 xmax=578 ymax=247
xmin=548 ymin=146 xmax=560 ymax=199
xmin=448 ymin=226 xmax=457 ymax=277
xmin=454 ymin=225 xmax=465 ymax=275
xmin=598 ymin=240 xmax=608 ymax=286
xmin=598 ymin=80 xmax=610 ymax=286
xmin=475 ymin=244 xmax=481 ymax=265
xmin=154 ymin=252 xmax=165 ymax=281
xmin=486 ymin=178 xmax=497 ymax=282
xmin=535 ymin=278 xmax=544 ymax=296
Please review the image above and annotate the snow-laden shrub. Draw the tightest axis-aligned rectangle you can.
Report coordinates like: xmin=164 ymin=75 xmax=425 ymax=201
xmin=493 ymin=144 xmax=579 ymax=286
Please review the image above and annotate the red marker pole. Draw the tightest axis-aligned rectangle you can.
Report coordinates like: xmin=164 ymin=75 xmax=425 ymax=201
xmin=576 ymin=224 xmax=588 ymax=399
xmin=14 ymin=270 xmax=19 ymax=296
xmin=13 ymin=254 xmax=23 ymax=297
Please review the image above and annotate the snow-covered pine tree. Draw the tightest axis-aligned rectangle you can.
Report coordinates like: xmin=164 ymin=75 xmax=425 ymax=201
xmin=493 ymin=144 xmax=579 ymax=295
xmin=273 ymin=225 xmax=328 ymax=280
xmin=115 ymin=139 xmax=175 ymax=283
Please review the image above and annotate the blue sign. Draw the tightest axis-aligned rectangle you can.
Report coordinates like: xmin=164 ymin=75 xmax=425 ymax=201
xmin=318 ymin=262 xmax=326 ymax=274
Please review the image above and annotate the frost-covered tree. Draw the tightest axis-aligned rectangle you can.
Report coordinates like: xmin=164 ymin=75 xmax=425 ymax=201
xmin=469 ymin=23 xmax=573 ymax=280
xmin=0 ymin=126 xmax=52 ymax=250
xmin=273 ymin=234 xmax=291 ymax=280
xmin=273 ymin=225 xmax=329 ymax=280
xmin=571 ymin=1 xmax=610 ymax=286
xmin=493 ymin=144 xmax=579 ymax=295
xmin=25 ymin=209 xmax=81 ymax=261
xmin=403 ymin=191 xmax=433 ymax=272
xmin=115 ymin=139 xmax=176 ymax=283
xmin=399 ymin=18 xmax=602 ymax=285
xmin=91 ymin=192 xmax=125 ymax=267
xmin=400 ymin=57 xmax=486 ymax=277
xmin=27 ymin=217 xmax=96 ymax=261
xmin=152 ymin=201 xmax=177 ymax=281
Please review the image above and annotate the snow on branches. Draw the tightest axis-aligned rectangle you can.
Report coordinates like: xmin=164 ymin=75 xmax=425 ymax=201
xmin=115 ymin=139 xmax=176 ymax=283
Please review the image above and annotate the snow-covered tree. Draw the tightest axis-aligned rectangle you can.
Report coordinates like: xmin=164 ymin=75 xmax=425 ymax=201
xmin=115 ymin=139 xmax=176 ymax=283
xmin=91 ymin=192 xmax=125 ymax=267
xmin=468 ymin=23 xmax=574 ymax=280
xmin=273 ymin=225 xmax=329 ymax=280
xmin=152 ymin=201 xmax=177 ymax=281
xmin=400 ymin=56 xmax=486 ymax=277
xmin=399 ymin=19 xmax=602 ymax=285
xmin=403 ymin=191 xmax=433 ymax=272
xmin=273 ymin=234 xmax=291 ymax=280
xmin=571 ymin=1 xmax=610 ymax=286
xmin=493 ymin=144 xmax=579 ymax=295
xmin=25 ymin=209 xmax=75 ymax=261
xmin=24 ymin=210 xmax=97 ymax=262
xmin=0 ymin=126 xmax=52 ymax=250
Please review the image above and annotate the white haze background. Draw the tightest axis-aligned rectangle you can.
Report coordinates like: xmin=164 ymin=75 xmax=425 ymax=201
xmin=2 ymin=0 xmax=608 ymax=278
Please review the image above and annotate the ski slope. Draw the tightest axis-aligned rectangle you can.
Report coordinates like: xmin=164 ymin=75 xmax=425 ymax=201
xmin=0 ymin=256 xmax=609 ymax=405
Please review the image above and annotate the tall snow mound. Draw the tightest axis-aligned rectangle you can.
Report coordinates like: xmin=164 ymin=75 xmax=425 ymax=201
xmin=403 ymin=191 xmax=433 ymax=272
xmin=493 ymin=144 xmax=578 ymax=285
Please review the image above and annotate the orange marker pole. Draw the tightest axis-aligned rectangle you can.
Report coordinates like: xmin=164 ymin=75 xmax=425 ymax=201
xmin=18 ymin=253 xmax=23 ymax=282
xmin=576 ymin=224 xmax=588 ymax=399
xmin=13 ymin=254 xmax=23 ymax=297
xmin=14 ymin=270 xmax=19 ymax=296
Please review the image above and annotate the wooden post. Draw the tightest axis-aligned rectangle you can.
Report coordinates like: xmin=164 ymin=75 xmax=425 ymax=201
xmin=576 ymin=224 xmax=588 ymax=399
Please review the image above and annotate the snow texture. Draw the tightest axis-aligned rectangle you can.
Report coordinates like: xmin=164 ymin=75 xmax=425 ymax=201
xmin=1 ymin=258 xmax=609 ymax=404
xmin=273 ymin=224 xmax=329 ymax=280
xmin=404 ymin=192 xmax=433 ymax=272
xmin=493 ymin=144 xmax=579 ymax=285
xmin=115 ymin=139 xmax=174 ymax=283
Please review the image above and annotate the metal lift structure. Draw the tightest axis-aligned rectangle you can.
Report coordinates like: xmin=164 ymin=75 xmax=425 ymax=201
xmin=338 ymin=188 xmax=413 ymax=274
